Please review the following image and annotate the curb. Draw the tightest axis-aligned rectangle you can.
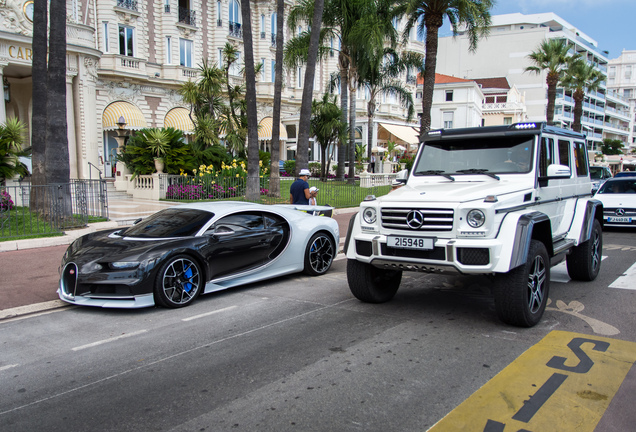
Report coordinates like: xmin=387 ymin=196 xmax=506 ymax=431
xmin=0 ymin=300 xmax=71 ymax=321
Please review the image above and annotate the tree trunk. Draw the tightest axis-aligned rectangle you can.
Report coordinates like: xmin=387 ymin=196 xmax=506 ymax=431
xmin=268 ymin=0 xmax=285 ymax=198
xmin=241 ymin=0 xmax=260 ymax=201
xmin=336 ymin=55 xmax=348 ymax=181
xmin=30 ymin=0 xmax=48 ymax=212
xmin=347 ymin=85 xmax=356 ymax=183
xmin=295 ymin=0 xmax=324 ymax=176
xmin=572 ymin=89 xmax=584 ymax=133
xmin=546 ymin=72 xmax=559 ymax=125
xmin=367 ymin=98 xmax=376 ymax=162
xmin=420 ymin=14 xmax=443 ymax=139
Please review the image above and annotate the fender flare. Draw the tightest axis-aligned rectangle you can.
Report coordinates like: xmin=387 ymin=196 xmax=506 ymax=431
xmin=507 ymin=211 xmax=551 ymax=270
xmin=578 ymin=199 xmax=603 ymax=244
xmin=343 ymin=212 xmax=359 ymax=255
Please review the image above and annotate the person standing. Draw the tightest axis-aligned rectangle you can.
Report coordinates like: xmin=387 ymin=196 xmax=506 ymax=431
xmin=308 ymin=186 xmax=319 ymax=205
xmin=290 ymin=168 xmax=311 ymax=204
xmin=370 ymin=154 xmax=376 ymax=173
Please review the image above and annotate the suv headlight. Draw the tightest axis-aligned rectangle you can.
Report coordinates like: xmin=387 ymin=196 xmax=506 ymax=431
xmin=362 ymin=207 xmax=377 ymax=224
xmin=467 ymin=209 xmax=485 ymax=228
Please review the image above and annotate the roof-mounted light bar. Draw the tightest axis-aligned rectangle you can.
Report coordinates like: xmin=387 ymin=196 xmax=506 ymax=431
xmin=512 ymin=122 xmax=538 ymax=130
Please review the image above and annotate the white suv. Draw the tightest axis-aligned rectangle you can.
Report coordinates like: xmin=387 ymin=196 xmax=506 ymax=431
xmin=344 ymin=123 xmax=603 ymax=327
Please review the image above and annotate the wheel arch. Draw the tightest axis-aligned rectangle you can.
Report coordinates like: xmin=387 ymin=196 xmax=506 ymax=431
xmin=343 ymin=212 xmax=359 ymax=255
xmin=156 ymin=249 xmax=209 ymax=284
xmin=578 ymin=199 xmax=604 ymax=244
xmin=509 ymin=211 xmax=552 ymax=270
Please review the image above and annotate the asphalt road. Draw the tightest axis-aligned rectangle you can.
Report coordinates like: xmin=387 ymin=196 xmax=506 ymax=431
xmin=2 ymin=228 xmax=636 ymax=431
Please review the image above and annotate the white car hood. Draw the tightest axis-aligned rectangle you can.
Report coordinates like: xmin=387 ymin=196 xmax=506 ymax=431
xmin=594 ymin=194 xmax=636 ymax=208
xmin=384 ymin=179 xmax=531 ymax=203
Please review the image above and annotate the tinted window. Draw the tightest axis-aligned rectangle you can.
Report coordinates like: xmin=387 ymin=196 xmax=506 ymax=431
xmin=598 ymin=180 xmax=636 ymax=194
xmin=215 ymin=212 xmax=264 ymax=233
xmin=122 ymin=208 xmax=212 ymax=238
xmin=573 ymin=141 xmax=588 ymax=177
xmin=539 ymin=137 xmax=553 ymax=177
xmin=557 ymin=140 xmax=570 ymax=169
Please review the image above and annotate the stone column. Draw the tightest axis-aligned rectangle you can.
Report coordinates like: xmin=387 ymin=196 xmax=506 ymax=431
xmin=113 ymin=120 xmax=131 ymax=191
xmin=66 ymin=73 xmax=78 ymax=178
xmin=0 ymin=64 xmax=7 ymax=124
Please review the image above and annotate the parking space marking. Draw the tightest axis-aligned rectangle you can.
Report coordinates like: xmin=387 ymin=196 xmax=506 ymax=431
xmin=550 ymin=256 xmax=608 ymax=284
xmin=0 ymin=364 xmax=19 ymax=372
xmin=181 ymin=305 xmax=237 ymax=322
xmin=609 ymin=262 xmax=636 ymax=290
xmin=428 ymin=331 xmax=636 ymax=432
xmin=71 ymin=330 xmax=148 ymax=351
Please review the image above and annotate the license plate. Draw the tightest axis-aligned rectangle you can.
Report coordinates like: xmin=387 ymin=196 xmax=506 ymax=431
xmin=607 ymin=216 xmax=632 ymax=223
xmin=387 ymin=236 xmax=434 ymax=250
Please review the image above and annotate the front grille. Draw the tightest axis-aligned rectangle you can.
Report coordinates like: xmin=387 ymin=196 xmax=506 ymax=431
xmin=457 ymin=248 xmax=489 ymax=265
xmin=61 ymin=263 xmax=78 ymax=296
xmin=380 ymin=244 xmax=446 ymax=260
xmin=604 ymin=208 xmax=636 ymax=216
xmin=381 ymin=207 xmax=454 ymax=231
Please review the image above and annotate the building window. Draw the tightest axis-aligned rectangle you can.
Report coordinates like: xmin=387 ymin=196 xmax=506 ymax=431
xmin=229 ymin=0 xmax=241 ymax=37
xmin=218 ymin=48 xmax=223 ymax=67
xmin=230 ymin=51 xmax=241 ymax=76
xmin=261 ymin=58 xmax=266 ymax=81
xmin=271 ymin=60 xmax=276 ymax=83
xmin=180 ymin=38 xmax=193 ymax=67
xmin=445 ymin=90 xmax=453 ymax=102
xmin=164 ymin=0 xmax=170 ymax=13
xmin=118 ymin=25 xmax=135 ymax=57
xmin=260 ymin=14 xmax=265 ymax=38
xmin=503 ymin=117 xmax=512 ymax=125
xmin=166 ymin=36 xmax=172 ymax=64
xmin=609 ymin=66 xmax=616 ymax=77
xmin=298 ymin=67 xmax=303 ymax=88
xmin=103 ymin=22 xmax=109 ymax=53
xmin=217 ymin=1 xmax=222 ymax=25
xmin=625 ymin=65 xmax=632 ymax=80
xmin=443 ymin=111 xmax=453 ymax=129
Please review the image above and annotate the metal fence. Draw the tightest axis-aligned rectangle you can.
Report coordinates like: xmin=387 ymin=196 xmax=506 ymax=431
xmin=1 ymin=180 xmax=108 ymax=240
xmin=160 ymin=174 xmax=393 ymax=206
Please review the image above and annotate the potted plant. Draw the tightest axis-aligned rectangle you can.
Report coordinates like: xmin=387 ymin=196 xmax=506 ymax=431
xmin=146 ymin=129 xmax=170 ymax=173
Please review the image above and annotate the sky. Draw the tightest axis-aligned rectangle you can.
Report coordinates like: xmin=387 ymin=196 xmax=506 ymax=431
xmin=442 ymin=0 xmax=636 ymax=59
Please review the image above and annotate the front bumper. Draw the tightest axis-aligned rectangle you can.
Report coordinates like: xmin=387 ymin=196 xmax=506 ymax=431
xmin=348 ymin=233 xmax=503 ymax=275
xmin=58 ymin=261 xmax=156 ymax=308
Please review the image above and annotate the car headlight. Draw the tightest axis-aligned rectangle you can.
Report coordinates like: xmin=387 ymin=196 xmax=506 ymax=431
xmin=467 ymin=209 xmax=485 ymax=228
xmin=109 ymin=261 xmax=139 ymax=270
xmin=362 ymin=207 xmax=377 ymax=224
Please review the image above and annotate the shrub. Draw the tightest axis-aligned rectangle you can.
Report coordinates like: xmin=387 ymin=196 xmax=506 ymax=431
xmin=1 ymin=189 xmax=14 ymax=211
xmin=283 ymin=160 xmax=295 ymax=176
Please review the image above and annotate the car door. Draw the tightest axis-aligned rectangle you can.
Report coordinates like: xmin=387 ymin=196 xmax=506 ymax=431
xmin=536 ymin=136 xmax=564 ymax=236
xmin=202 ymin=211 xmax=279 ymax=279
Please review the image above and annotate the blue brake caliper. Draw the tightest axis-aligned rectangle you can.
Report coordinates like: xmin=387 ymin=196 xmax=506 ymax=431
xmin=183 ymin=265 xmax=193 ymax=292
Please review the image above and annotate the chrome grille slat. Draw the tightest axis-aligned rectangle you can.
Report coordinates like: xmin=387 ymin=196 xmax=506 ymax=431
xmin=381 ymin=207 xmax=454 ymax=232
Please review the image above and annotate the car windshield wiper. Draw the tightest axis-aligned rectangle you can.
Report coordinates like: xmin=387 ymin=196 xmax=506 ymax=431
xmin=414 ymin=170 xmax=455 ymax=181
xmin=456 ymin=169 xmax=500 ymax=180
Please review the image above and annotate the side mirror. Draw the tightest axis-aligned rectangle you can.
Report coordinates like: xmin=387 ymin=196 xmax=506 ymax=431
xmin=393 ymin=169 xmax=408 ymax=186
xmin=546 ymin=164 xmax=571 ymax=178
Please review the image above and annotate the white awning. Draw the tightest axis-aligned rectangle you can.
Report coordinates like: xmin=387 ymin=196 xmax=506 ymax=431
xmin=379 ymin=122 xmax=420 ymax=145
xmin=258 ymin=117 xmax=288 ymax=140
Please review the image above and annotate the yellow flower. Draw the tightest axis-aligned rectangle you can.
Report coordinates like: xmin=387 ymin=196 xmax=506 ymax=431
xmin=236 ymin=174 xmax=239 ymax=177
xmin=200 ymin=172 xmax=204 ymax=177
xmin=233 ymin=159 xmax=236 ymax=163
xmin=184 ymin=173 xmax=188 ymax=177
xmin=259 ymin=160 xmax=263 ymax=166
xmin=193 ymin=168 xmax=197 ymax=173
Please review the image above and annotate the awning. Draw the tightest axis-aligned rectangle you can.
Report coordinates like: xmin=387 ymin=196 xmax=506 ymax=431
xmin=102 ymin=101 xmax=148 ymax=130
xmin=164 ymin=107 xmax=195 ymax=135
xmin=258 ymin=117 xmax=288 ymax=140
xmin=379 ymin=122 xmax=420 ymax=145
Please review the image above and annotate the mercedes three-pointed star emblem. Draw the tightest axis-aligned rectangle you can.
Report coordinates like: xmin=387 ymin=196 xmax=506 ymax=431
xmin=406 ymin=210 xmax=424 ymax=229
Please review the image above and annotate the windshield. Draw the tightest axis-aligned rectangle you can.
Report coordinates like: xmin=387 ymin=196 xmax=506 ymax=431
xmin=122 ymin=208 xmax=213 ymax=238
xmin=590 ymin=167 xmax=609 ymax=180
xmin=598 ymin=179 xmax=636 ymax=194
xmin=414 ymin=136 xmax=534 ymax=176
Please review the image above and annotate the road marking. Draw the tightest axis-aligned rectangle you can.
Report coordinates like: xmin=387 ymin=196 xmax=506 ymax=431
xmin=428 ymin=331 xmax=636 ymax=432
xmin=546 ymin=299 xmax=619 ymax=336
xmin=0 ymin=364 xmax=19 ymax=372
xmin=181 ymin=305 xmax=237 ymax=322
xmin=71 ymin=330 xmax=148 ymax=351
xmin=609 ymin=262 xmax=636 ymax=290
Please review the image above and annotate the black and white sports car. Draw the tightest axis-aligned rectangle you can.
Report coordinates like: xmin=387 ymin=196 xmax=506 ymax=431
xmin=58 ymin=202 xmax=339 ymax=309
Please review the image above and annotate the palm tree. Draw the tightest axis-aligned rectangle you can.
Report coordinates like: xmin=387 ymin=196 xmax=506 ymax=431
xmin=358 ymin=48 xmax=420 ymax=161
xmin=525 ymin=39 xmax=579 ymax=125
xmin=310 ymin=93 xmax=346 ymax=180
xmin=268 ymin=0 xmax=286 ymax=198
xmin=240 ymin=0 xmax=260 ymax=201
xmin=398 ymin=0 xmax=494 ymax=139
xmin=45 ymin=0 xmax=70 ymax=186
xmin=0 ymin=118 xmax=30 ymax=184
xmin=30 ymin=0 xmax=47 ymax=193
xmin=560 ymin=58 xmax=606 ymax=133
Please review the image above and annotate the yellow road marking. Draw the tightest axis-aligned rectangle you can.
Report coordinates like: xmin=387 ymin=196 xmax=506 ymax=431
xmin=429 ymin=331 xmax=636 ymax=432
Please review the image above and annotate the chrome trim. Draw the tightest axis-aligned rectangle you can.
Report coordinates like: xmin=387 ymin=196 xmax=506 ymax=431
xmin=371 ymin=259 xmax=461 ymax=275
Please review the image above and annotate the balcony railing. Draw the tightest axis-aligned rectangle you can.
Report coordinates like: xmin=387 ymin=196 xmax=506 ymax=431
xmin=178 ymin=7 xmax=197 ymax=27
xmin=116 ymin=0 xmax=138 ymax=11
xmin=229 ymin=21 xmax=242 ymax=38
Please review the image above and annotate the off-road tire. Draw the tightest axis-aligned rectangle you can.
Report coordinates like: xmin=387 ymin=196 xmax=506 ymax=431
xmin=566 ymin=218 xmax=602 ymax=281
xmin=347 ymin=259 xmax=402 ymax=303
xmin=494 ymin=240 xmax=550 ymax=327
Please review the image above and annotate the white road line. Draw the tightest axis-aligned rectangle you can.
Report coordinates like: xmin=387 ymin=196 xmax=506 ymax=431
xmin=71 ymin=330 xmax=148 ymax=351
xmin=0 ymin=364 xmax=19 ymax=372
xmin=609 ymin=262 xmax=636 ymax=290
xmin=181 ymin=305 xmax=238 ymax=322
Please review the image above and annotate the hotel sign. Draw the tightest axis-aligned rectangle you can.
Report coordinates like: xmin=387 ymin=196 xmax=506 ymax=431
xmin=7 ymin=44 xmax=33 ymax=62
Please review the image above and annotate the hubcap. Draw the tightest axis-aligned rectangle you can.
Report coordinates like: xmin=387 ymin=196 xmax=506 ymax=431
xmin=163 ymin=258 xmax=200 ymax=304
xmin=309 ymin=236 xmax=334 ymax=273
xmin=527 ymin=255 xmax=546 ymax=314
